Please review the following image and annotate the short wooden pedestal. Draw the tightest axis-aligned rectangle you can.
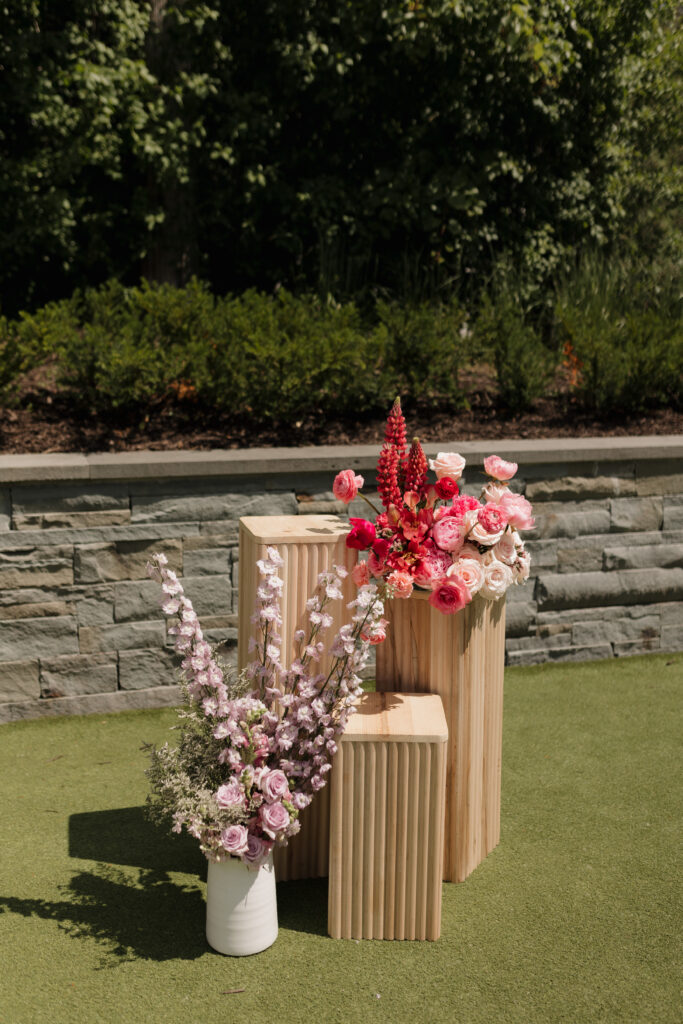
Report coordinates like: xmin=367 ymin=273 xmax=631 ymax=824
xmin=238 ymin=514 xmax=355 ymax=881
xmin=328 ymin=691 xmax=448 ymax=941
xmin=375 ymin=592 xmax=506 ymax=883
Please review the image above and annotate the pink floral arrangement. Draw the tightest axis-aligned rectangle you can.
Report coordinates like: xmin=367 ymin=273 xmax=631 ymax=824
xmin=332 ymin=398 xmax=535 ymax=614
xmin=145 ymin=548 xmax=385 ymax=867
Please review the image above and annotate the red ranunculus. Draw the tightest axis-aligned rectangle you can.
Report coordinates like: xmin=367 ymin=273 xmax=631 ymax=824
xmin=435 ymin=476 xmax=459 ymax=500
xmin=345 ymin=517 xmax=376 ymax=550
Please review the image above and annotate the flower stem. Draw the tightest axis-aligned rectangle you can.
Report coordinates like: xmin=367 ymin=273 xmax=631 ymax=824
xmin=357 ymin=490 xmax=382 ymax=516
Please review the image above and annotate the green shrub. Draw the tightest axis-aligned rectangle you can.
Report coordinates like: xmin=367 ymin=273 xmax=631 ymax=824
xmin=555 ymin=252 xmax=683 ymax=414
xmin=376 ymin=299 xmax=470 ymax=410
xmin=474 ymin=293 xmax=556 ymax=414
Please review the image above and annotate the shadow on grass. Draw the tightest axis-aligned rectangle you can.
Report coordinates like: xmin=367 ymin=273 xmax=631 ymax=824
xmin=0 ymin=865 xmax=207 ymax=964
xmin=276 ymin=877 xmax=328 ymax=937
xmin=68 ymin=805 xmax=206 ymax=875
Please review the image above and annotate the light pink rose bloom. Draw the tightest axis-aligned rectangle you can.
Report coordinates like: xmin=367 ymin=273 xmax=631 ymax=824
xmin=429 ymin=451 xmax=466 ymax=481
xmin=481 ymin=480 xmax=510 ymax=503
xmin=386 ymin=570 xmax=414 ymax=598
xmin=216 ymin=780 xmax=245 ymax=807
xmin=351 ymin=560 xmax=370 ymax=586
xmin=432 ymin=516 xmax=466 ymax=553
xmin=412 ymin=549 xmax=452 ymax=587
xmin=493 ymin=532 xmax=517 ymax=566
xmin=513 ymin=550 xmax=531 ymax=582
xmin=483 ymin=455 xmax=518 ymax=481
xmin=480 ymin=559 xmax=514 ymax=599
xmin=333 ymin=469 xmax=364 ymax=504
xmin=220 ymin=824 xmax=249 ymax=856
xmin=465 ymin=508 xmax=505 ymax=546
xmin=260 ymin=769 xmax=290 ymax=803
xmin=447 ymin=557 xmax=484 ymax=595
xmin=260 ymin=801 xmax=291 ymax=838
xmin=429 ymin=577 xmax=471 ymax=615
xmin=499 ymin=492 xmax=535 ymax=531
xmin=459 ymin=542 xmax=483 ymax=561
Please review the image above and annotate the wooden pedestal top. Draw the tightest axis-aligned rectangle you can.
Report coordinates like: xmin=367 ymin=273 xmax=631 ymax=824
xmin=343 ymin=692 xmax=448 ymax=744
xmin=240 ymin=515 xmax=349 ymax=544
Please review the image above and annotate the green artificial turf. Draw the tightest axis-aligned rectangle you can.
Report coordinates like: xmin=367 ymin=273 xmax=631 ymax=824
xmin=1 ymin=653 xmax=681 ymax=1024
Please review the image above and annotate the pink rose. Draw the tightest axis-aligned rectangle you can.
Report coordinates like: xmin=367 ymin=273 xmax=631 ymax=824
xmin=499 ymin=492 xmax=535 ymax=531
xmin=260 ymin=769 xmax=290 ymax=803
xmin=220 ymin=824 xmax=249 ymax=855
xmin=412 ymin=549 xmax=452 ymax=587
xmin=429 ymin=577 xmax=471 ymax=615
xmin=483 ymin=455 xmax=518 ymax=481
xmin=216 ymin=780 xmax=245 ymax=808
xmin=447 ymin=557 xmax=484 ymax=595
xmin=480 ymin=559 xmax=514 ymax=599
xmin=351 ymin=560 xmax=370 ymax=586
xmin=429 ymin=451 xmax=466 ymax=481
xmin=243 ymin=833 xmax=271 ymax=866
xmin=459 ymin=542 xmax=483 ymax=561
xmin=346 ymin=517 xmax=376 ymax=550
xmin=333 ymin=469 xmax=364 ymax=504
xmin=386 ymin=570 xmax=413 ymax=598
xmin=260 ymin=801 xmax=291 ymax=839
xmin=432 ymin=516 xmax=466 ymax=553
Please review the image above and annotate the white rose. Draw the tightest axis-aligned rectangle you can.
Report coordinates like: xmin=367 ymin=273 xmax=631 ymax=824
xmin=480 ymin=559 xmax=513 ymax=599
xmin=481 ymin=480 xmax=510 ymax=503
xmin=493 ymin=532 xmax=517 ymax=566
xmin=513 ymin=550 xmax=531 ymax=583
xmin=428 ymin=451 xmax=466 ymax=481
xmin=447 ymin=557 xmax=484 ymax=595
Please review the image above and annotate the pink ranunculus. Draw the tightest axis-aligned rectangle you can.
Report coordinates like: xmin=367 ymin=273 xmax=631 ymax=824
xmin=385 ymin=570 xmax=414 ymax=599
xmin=447 ymin=557 xmax=484 ymax=596
xmin=220 ymin=824 xmax=249 ymax=856
xmin=412 ymin=549 xmax=452 ymax=587
xmin=333 ymin=469 xmax=364 ymax=504
xmin=260 ymin=768 xmax=290 ymax=803
xmin=432 ymin=516 xmax=466 ymax=553
xmin=494 ymin=532 xmax=517 ymax=566
xmin=478 ymin=504 xmax=509 ymax=534
xmin=429 ymin=451 xmax=466 ymax=481
xmin=429 ymin=577 xmax=471 ymax=615
xmin=465 ymin=507 xmax=505 ymax=546
xmin=483 ymin=455 xmax=518 ymax=481
xmin=346 ymin=517 xmax=376 ymax=550
xmin=499 ymin=491 xmax=535 ymax=531
xmin=216 ymin=780 xmax=245 ymax=808
xmin=480 ymin=559 xmax=514 ymax=600
xmin=351 ymin=560 xmax=370 ymax=586
xmin=260 ymin=801 xmax=291 ymax=839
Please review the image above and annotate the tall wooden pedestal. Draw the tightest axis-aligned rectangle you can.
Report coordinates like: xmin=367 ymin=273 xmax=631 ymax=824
xmin=238 ymin=514 xmax=355 ymax=881
xmin=375 ymin=592 xmax=506 ymax=883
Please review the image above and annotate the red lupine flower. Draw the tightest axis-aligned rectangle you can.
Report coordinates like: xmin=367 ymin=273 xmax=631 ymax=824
xmin=376 ymin=444 xmax=402 ymax=508
xmin=384 ymin=396 xmax=407 ymax=458
xmin=403 ymin=438 xmax=428 ymax=495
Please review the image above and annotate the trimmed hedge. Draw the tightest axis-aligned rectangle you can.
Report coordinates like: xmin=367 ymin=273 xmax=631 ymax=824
xmin=2 ymin=273 xmax=680 ymax=423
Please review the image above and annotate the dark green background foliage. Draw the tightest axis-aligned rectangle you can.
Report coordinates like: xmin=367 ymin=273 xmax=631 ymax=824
xmin=1 ymin=1 xmax=679 ymax=314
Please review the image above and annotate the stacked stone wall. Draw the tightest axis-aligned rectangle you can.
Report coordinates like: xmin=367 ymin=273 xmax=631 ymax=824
xmin=0 ymin=439 xmax=681 ymax=722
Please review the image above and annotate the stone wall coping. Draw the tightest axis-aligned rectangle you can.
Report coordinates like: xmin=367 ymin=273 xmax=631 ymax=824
xmin=1 ymin=435 xmax=681 ymax=484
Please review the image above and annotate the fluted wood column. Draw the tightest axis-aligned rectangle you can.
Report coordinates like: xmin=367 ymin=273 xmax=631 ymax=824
xmin=375 ymin=592 xmax=506 ymax=883
xmin=238 ymin=514 xmax=356 ymax=881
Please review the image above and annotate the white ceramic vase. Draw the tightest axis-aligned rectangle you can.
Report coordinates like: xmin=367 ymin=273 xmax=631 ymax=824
xmin=205 ymin=851 xmax=278 ymax=956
